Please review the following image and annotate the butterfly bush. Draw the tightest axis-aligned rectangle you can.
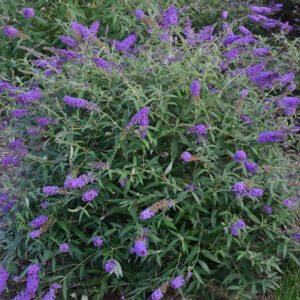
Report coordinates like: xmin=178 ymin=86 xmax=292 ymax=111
xmin=0 ymin=1 xmax=299 ymax=300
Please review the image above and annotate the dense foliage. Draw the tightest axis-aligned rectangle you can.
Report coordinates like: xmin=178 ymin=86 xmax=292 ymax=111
xmin=0 ymin=1 xmax=299 ymax=299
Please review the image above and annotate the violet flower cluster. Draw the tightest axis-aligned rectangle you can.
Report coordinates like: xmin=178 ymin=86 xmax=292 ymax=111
xmin=126 ymin=107 xmax=150 ymax=139
xmin=63 ymin=172 xmax=95 ymax=190
xmin=257 ymin=131 xmax=287 ymax=143
xmin=13 ymin=264 xmax=41 ymax=300
xmin=231 ymin=219 xmax=246 ymax=237
xmin=82 ymin=189 xmax=98 ymax=202
xmin=23 ymin=8 xmax=34 ymax=19
xmin=0 ymin=267 xmax=9 ymax=295
xmin=233 ymin=182 xmax=264 ymax=198
xmin=104 ymin=259 xmax=116 ymax=273
xmin=92 ymin=237 xmax=103 ymax=247
xmin=41 ymin=282 xmax=62 ymax=300
xmin=187 ymin=124 xmax=208 ymax=143
xmin=133 ymin=239 xmax=147 ymax=257
xmin=63 ymin=96 xmax=99 ymax=111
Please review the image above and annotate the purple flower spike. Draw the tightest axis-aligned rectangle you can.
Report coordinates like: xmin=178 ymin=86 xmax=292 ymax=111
xmin=134 ymin=239 xmax=147 ymax=257
xmin=43 ymin=186 xmax=60 ymax=195
xmin=190 ymin=80 xmax=200 ymax=97
xmin=244 ymin=161 xmax=258 ymax=173
xmin=181 ymin=151 xmax=192 ymax=162
xmin=257 ymin=131 xmax=287 ymax=143
xmin=89 ymin=20 xmax=100 ymax=35
xmin=59 ymin=243 xmax=69 ymax=253
xmin=3 ymin=25 xmax=19 ymax=38
xmin=185 ymin=185 xmax=195 ymax=192
xmin=140 ymin=207 xmax=155 ymax=220
xmin=30 ymin=215 xmax=48 ymax=229
xmin=162 ymin=4 xmax=178 ymax=29
xmin=30 ymin=229 xmax=41 ymax=239
xmin=222 ymin=11 xmax=228 ymax=19
xmin=234 ymin=150 xmax=247 ymax=162
xmin=171 ymin=275 xmax=185 ymax=289
xmin=23 ymin=8 xmax=34 ymax=18
xmin=0 ymin=267 xmax=10 ymax=295
xmin=126 ymin=107 xmax=150 ymax=138
xmin=104 ymin=259 xmax=116 ymax=273
xmin=82 ymin=189 xmax=98 ymax=202
xmin=236 ymin=219 xmax=245 ymax=229
xmin=231 ymin=223 xmax=239 ymax=236
xmin=151 ymin=288 xmax=164 ymax=300
xmin=92 ymin=237 xmax=103 ymax=247
xmin=265 ymin=205 xmax=273 ymax=215
xmin=240 ymin=89 xmax=248 ymax=98
xmin=59 ymin=36 xmax=78 ymax=48
xmin=135 ymin=9 xmax=146 ymax=20
xmin=11 ymin=108 xmax=28 ymax=118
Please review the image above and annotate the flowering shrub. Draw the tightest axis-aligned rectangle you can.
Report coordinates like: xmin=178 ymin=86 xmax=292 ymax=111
xmin=0 ymin=1 xmax=299 ymax=300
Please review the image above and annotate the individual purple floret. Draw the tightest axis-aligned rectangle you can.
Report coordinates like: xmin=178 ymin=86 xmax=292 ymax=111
xmin=126 ymin=107 xmax=150 ymax=139
xmin=0 ymin=155 xmax=20 ymax=166
xmin=134 ymin=239 xmax=147 ymax=257
xmin=0 ymin=266 xmax=9 ymax=295
xmin=257 ymin=131 xmax=287 ymax=143
xmin=3 ymin=25 xmax=19 ymax=38
xmin=185 ymin=185 xmax=195 ymax=192
xmin=10 ymin=108 xmax=28 ymax=118
xmin=43 ymin=186 xmax=60 ymax=195
xmin=92 ymin=237 xmax=103 ymax=247
xmin=30 ymin=215 xmax=48 ymax=229
xmin=140 ymin=208 xmax=155 ymax=220
xmin=283 ymin=198 xmax=293 ymax=207
xmin=181 ymin=151 xmax=192 ymax=162
xmin=30 ymin=229 xmax=41 ymax=239
xmin=234 ymin=150 xmax=247 ymax=162
xmin=244 ymin=161 xmax=258 ymax=173
xmin=104 ymin=259 xmax=116 ymax=273
xmin=59 ymin=36 xmax=78 ymax=48
xmin=135 ymin=9 xmax=146 ymax=20
xmin=187 ymin=272 xmax=193 ymax=280
xmin=151 ymin=288 xmax=164 ymax=300
xmin=171 ymin=275 xmax=185 ymax=289
xmin=23 ymin=8 xmax=34 ymax=18
xmin=190 ymin=80 xmax=200 ymax=97
xmin=59 ymin=243 xmax=69 ymax=253
xmin=82 ymin=189 xmax=98 ymax=202
xmin=162 ymin=4 xmax=178 ymax=29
